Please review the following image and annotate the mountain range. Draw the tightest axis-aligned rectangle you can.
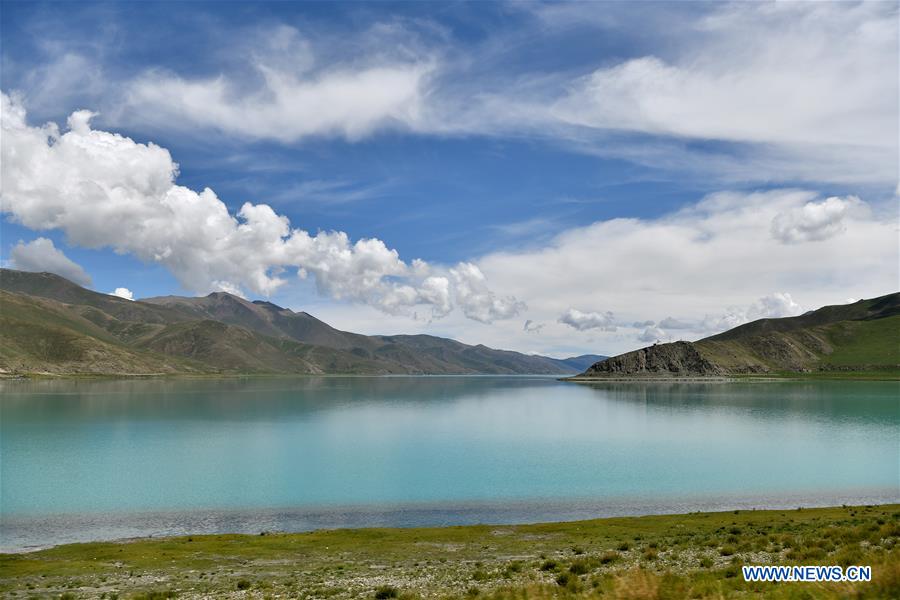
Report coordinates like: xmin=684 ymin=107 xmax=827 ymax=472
xmin=575 ymin=292 xmax=899 ymax=378
xmin=0 ymin=269 xmax=604 ymax=377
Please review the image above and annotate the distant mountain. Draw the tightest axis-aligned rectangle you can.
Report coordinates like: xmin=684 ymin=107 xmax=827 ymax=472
xmin=575 ymin=293 xmax=899 ymax=378
xmin=552 ymin=354 xmax=608 ymax=372
xmin=0 ymin=269 xmax=603 ymax=377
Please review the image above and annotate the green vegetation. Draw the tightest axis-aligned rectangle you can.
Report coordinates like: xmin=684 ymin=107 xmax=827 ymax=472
xmin=2 ymin=504 xmax=897 ymax=599
xmin=820 ymin=315 xmax=900 ymax=367
xmin=577 ymin=293 xmax=899 ymax=379
xmin=0 ymin=269 xmax=601 ymax=377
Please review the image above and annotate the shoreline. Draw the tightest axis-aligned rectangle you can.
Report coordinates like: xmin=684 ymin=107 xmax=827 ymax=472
xmin=3 ymin=503 xmax=898 ymax=598
xmin=5 ymin=489 xmax=899 ymax=554
xmin=564 ymin=372 xmax=900 ymax=382
xmin=3 ymin=371 xmax=898 ymax=382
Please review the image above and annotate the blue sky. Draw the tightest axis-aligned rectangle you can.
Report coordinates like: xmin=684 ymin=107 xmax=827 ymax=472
xmin=1 ymin=1 xmax=898 ymax=356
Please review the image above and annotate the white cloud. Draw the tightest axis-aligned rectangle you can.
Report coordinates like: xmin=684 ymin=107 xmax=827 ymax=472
xmin=125 ymin=26 xmax=432 ymax=143
xmin=450 ymin=189 xmax=897 ymax=354
xmin=9 ymin=5 xmax=894 ymax=187
xmin=0 ymin=93 xmax=520 ymax=322
xmin=637 ymin=327 xmax=667 ymax=343
xmin=647 ymin=293 xmax=805 ymax=337
xmin=450 ymin=262 xmax=525 ymax=323
xmin=558 ymin=308 xmax=616 ymax=332
xmin=658 ymin=317 xmax=693 ymax=330
xmin=749 ymin=293 xmax=804 ymax=320
xmin=305 ymin=188 xmax=894 ymax=356
xmin=771 ymin=196 xmax=869 ymax=244
xmin=264 ymin=185 xmax=900 ymax=357
xmin=699 ymin=293 xmax=804 ymax=333
xmin=8 ymin=237 xmax=92 ymax=287
xmin=110 ymin=287 xmax=134 ymax=301
xmin=549 ymin=2 xmax=898 ymax=183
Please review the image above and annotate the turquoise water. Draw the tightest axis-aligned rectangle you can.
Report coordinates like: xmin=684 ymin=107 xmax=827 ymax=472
xmin=1 ymin=377 xmax=898 ymax=549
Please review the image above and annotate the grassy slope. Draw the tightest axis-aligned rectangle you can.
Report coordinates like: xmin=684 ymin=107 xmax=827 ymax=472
xmin=580 ymin=294 xmax=899 ymax=379
xmin=0 ymin=291 xmax=201 ymax=375
xmin=1 ymin=505 xmax=897 ymax=599
xmin=0 ymin=269 xmax=580 ymax=376
xmin=820 ymin=315 xmax=900 ymax=367
xmin=697 ymin=295 xmax=899 ymax=374
xmin=695 ymin=315 xmax=900 ymax=375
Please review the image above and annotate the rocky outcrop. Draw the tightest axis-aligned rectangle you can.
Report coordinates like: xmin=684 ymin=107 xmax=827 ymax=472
xmin=579 ymin=341 xmax=727 ymax=377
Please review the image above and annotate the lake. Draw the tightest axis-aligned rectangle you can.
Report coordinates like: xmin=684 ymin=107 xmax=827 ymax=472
xmin=1 ymin=377 xmax=898 ymax=551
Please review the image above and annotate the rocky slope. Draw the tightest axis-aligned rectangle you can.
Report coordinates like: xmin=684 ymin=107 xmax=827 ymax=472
xmin=577 ymin=293 xmax=899 ymax=378
xmin=582 ymin=341 xmax=727 ymax=377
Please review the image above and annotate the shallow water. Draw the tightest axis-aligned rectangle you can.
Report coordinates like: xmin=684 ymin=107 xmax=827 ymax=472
xmin=1 ymin=377 xmax=897 ymax=550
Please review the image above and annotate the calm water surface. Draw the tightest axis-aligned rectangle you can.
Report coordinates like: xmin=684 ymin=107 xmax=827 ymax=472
xmin=1 ymin=377 xmax=898 ymax=550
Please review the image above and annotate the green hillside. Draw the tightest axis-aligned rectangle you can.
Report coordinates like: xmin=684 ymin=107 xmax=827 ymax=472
xmin=0 ymin=291 xmax=202 ymax=375
xmin=577 ymin=293 xmax=899 ymax=379
xmin=0 ymin=269 xmax=600 ymax=377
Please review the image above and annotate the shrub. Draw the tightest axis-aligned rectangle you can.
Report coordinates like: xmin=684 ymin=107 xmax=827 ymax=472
xmin=802 ymin=547 xmax=827 ymax=560
xmin=540 ymin=559 xmax=558 ymax=571
xmin=236 ymin=579 xmax=251 ymax=590
xmin=374 ymin=586 xmax=398 ymax=600
xmin=599 ymin=551 xmax=619 ymax=564
xmin=569 ymin=561 xmax=590 ymax=575
xmin=617 ymin=541 xmax=631 ymax=551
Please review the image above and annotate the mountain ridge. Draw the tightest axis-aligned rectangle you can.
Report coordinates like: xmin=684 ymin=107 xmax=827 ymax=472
xmin=0 ymin=269 xmax=605 ymax=377
xmin=575 ymin=293 xmax=899 ymax=378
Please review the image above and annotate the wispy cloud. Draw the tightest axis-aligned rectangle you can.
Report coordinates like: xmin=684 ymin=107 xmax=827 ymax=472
xmin=266 ymin=178 xmax=393 ymax=206
xmin=6 ymin=3 xmax=895 ymax=186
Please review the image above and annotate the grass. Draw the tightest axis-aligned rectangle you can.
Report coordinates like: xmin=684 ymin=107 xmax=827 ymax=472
xmin=822 ymin=315 xmax=900 ymax=367
xmin=1 ymin=504 xmax=898 ymax=599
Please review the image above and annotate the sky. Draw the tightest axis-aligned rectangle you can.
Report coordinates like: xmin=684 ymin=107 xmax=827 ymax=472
xmin=1 ymin=0 xmax=898 ymax=357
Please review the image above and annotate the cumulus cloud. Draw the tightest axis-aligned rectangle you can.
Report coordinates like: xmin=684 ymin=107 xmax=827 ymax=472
xmin=8 ymin=237 xmax=92 ymax=287
xmin=450 ymin=262 xmax=525 ymax=323
xmin=698 ymin=293 xmax=804 ymax=333
xmin=751 ymin=293 xmax=804 ymax=319
xmin=644 ymin=293 xmax=804 ymax=336
xmin=125 ymin=26 xmax=433 ymax=142
xmin=460 ymin=188 xmax=896 ymax=354
xmin=110 ymin=287 xmax=134 ymax=301
xmin=637 ymin=326 xmax=667 ymax=343
xmin=0 ymin=93 xmax=520 ymax=322
xmin=558 ymin=308 xmax=616 ymax=332
xmin=771 ymin=196 xmax=869 ymax=244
